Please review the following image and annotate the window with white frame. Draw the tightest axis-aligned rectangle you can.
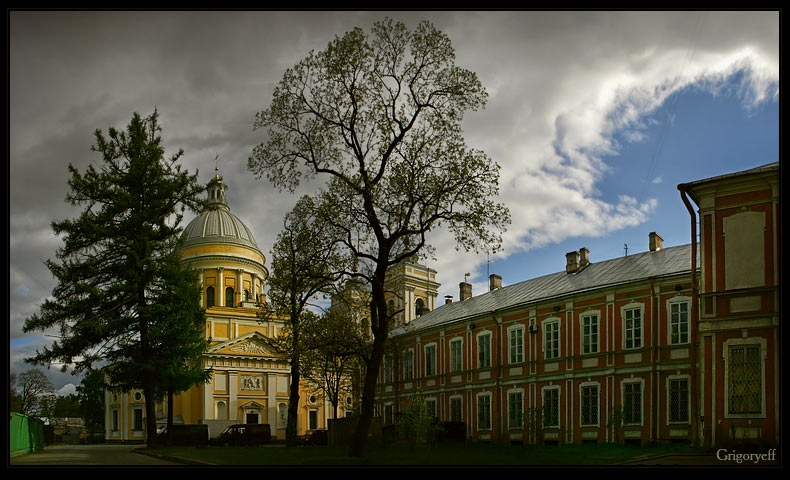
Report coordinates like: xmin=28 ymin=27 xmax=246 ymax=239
xmin=508 ymin=390 xmax=524 ymax=429
xmin=543 ymin=319 xmax=560 ymax=359
xmin=477 ymin=332 xmax=491 ymax=368
xmin=580 ymin=384 xmax=599 ymax=426
xmin=450 ymin=338 xmax=463 ymax=373
xmin=477 ymin=393 xmax=492 ymax=430
xmin=727 ymin=342 xmax=763 ymax=416
xmin=509 ymin=326 xmax=524 ymax=364
xmin=668 ymin=377 xmax=690 ymax=423
xmin=581 ymin=312 xmax=599 ymax=354
xmin=403 ymin=349 xmax=414 ymax=380
xmin=669 ymin=299 xmax=690 ymax=345
xmin=542 ymin=386 xmax=560 ymax=428
xmin=623 ymin=306 xmax=643 ymax=349
xmin=622 ymin=380 xmax=642 ymax=425
xmin=383 ymin=354 xmax=393 ymax=383
xmin=425 ymin=344 xmax=437 ymax=377
xmin=449 ymin=396 xmax=463 ymax=422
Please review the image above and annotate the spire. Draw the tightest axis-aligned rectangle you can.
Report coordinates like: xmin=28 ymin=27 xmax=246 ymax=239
xmin=206 ymin=154 xmax=229 ymax=210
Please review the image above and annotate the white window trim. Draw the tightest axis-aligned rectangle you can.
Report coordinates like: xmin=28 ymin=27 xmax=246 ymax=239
xmin=507 ymin=324 xmax=525 ymax=364
xmin=666 ymin=374 xmax=691 ymax=425
xmin=476 ymin=330 xmax=493 ymax=369
xmin=621 ymin=302 xmax=645 ymax=350
xmin=666 ymin=296 xmax=692 ymax=345
xmin=620 ymin=378 xmax=644 ymax=426
xmin=579 ymin=381 xmax=601 ymax=427
xmin=542 ymin=317 xmax=561 ymax=360
xmin=579 ymin=310 xmax=600 ymax=355
xmin=449 ymin=337 xmax=464 ymax=373
xmin=476 ymin=391 xmax=493 ymax=431
xmin=723 ymin=337 xmax=767 ymax=419
xmin=507 ymin=388 xmax=525 ymax=430
xmin=541 ymin=384 xmax=561 ymax=429
xmin=424 ymin=342 xmax=438 ymax=377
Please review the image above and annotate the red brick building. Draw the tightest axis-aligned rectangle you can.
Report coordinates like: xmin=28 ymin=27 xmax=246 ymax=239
xmin=376 ymin=162 xmax=779 ymax=448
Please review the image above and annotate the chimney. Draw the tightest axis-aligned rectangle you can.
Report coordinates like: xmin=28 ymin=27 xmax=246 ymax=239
xmin=566 ymin=251 xmax=580 ymax=274
xmin=649 ymin=232 xmax=663 ymax=252
xmin=489 ymin=274 xmax=502 ymax=292
xmin=579 ymin=247 xmax=590 ymax=267
xmin=444 ymin=295 xmax=453 ymax=305
xmin=459 ymin=282 xmax=472 ymax=301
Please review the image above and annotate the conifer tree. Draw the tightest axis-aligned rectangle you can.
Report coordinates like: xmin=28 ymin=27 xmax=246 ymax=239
xmin=23 ymin=110 xmax=206 ymax=447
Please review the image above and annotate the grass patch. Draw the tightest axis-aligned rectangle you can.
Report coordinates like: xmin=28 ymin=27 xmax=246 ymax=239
xmin=150 ymin=441 xmax=695 ymax=466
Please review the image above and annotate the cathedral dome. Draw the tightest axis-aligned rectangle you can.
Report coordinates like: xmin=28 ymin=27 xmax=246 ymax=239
xmin=181 ymin=172 xmax=262 ymax=256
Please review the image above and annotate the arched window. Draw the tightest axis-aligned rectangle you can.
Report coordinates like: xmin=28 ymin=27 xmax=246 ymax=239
xmin=206 ymin=286 xmax=215 ymax=308
xmin=415 ymin=298 xmax=426 ymax=317
xmin=225 ymin=287 xmax=234 ymax=307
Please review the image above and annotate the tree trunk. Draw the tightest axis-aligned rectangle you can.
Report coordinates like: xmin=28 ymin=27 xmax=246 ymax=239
xmin=349 ymin=278 xmax=388 ymax=457
xmin=286 ymin=349 xmax=301 ymax=447
xmin=166 ymin=379 xmax=174 ymax=447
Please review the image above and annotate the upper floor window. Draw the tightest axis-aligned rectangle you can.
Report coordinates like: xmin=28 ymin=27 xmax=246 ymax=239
xmin=623 ymin=306 xmax=642 ymax=349
xmin=206 ymin=286 xmax=215 ymax=308
xmin=449 ymin=338 xmax=463 ymax=373
xmin=508 ymin=326 xmax=524 ymax=364
xmin=425 ymin=344 xmax=437 ymax=377
xmin=669 ymin=300 xmax=690 ymax=345
xmin=543 ymin=319 xmax=560 ymax=359
xmin=415 ymin=298 xmax=426 ymax=317
xmin=403 ymin=349 xmax=414 ymax=380
xmin=477 ymin=332 xmax=491 ymax=368
xmin=383 ymin=354 xmax=393 ymax=383
xmin=581 ymin=313 xmax=599 ymax=354
xmin=225 ymin=287 xmax=235 ymax=307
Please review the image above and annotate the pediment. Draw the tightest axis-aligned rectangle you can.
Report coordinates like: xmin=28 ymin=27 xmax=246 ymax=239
xmin=209 ymin=332 xmax=278 ymax=356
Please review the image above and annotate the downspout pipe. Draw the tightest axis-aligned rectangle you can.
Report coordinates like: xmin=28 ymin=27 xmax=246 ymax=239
xmin=678 ymin=184 xmax=700 ymax=447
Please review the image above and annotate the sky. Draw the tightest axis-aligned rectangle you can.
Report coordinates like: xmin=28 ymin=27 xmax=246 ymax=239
xmin=8 ymin=10 xmax=779 ymax=396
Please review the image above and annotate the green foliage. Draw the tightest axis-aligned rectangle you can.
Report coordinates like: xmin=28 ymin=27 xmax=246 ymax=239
xmin=249 ymin=17 xmax=510 ymax=457
xmin=607 ymin=405 xmax=625 ymax=443
xmin=77 ymin=369 xmax=106 ymax=435
xmin=23 ymin=110 xmax=206 ymax=447
xmin=397 ymin=391 xmax=440 ymax=451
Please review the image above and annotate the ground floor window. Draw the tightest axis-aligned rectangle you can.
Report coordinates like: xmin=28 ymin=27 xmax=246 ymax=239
xmin=477 ymin=394 xmax=492 ymax=430
xmin=308 ymin=410 xmax=318 ymax=430
xmin=112 ymin=409 xmax=119 ymax=431
xmin=668 ymin=378 xmax=689 ymax=423
xmin=728 ymin=344 xmax=762 ymax=415
xmin=449 ymin=397 xmax=462 ymax=422
xmin=508 ymin=391 xmax=524 ymax=429
xmin=133 ymin=408 xmax=143 ymax=431
xmin=623 ymin=382 xmax=642 ymax=425
xmin=246 ymin=412 xmax=259 ymax=424
xmin=543 ymin=387 xmax=560 ymax=427
xmin=580 ymin=385 xmax=599 ymax=426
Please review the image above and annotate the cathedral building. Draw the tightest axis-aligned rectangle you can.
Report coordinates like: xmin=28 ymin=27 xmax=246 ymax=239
xmin=104 ymin=170 xmax=350 ymax=442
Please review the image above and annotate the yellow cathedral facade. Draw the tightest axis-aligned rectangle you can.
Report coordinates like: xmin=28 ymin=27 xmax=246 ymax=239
xmin=104 ymin=170 xmax=357 ymax=442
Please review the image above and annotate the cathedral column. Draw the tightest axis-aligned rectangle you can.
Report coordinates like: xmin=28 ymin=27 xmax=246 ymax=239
xmin=199 ymin=269 xmax=205 ymax=307
xmin=217 ymin=267 xmax=224 ymax=306
xmin=252 ymin=273 xmax=259 ymax=302
xmin=237 ymin=268 xmax=244 ymax=304
xmin=229 ymin=371 xmax=239 ymax=422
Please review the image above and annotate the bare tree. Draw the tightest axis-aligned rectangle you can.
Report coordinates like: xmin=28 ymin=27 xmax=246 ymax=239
xmin=13 ymin=369 xmax=55 ymax=417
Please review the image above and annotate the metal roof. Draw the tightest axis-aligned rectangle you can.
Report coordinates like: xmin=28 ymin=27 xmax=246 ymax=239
xmin=391 ymin=243 xmax=695 ymax=336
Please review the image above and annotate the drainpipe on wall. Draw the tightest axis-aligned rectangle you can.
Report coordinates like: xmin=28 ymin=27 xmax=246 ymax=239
xmin=678 ymin=184 xmax=700 ymax=447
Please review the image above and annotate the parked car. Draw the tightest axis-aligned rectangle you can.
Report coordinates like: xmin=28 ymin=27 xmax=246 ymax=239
xmin=212 ymin=424 xmax=271 ymax=446
xmin=299 ymin=429 xmax=328 ymax=446
xmin=157 ymin=424 xmax=209 ymax=446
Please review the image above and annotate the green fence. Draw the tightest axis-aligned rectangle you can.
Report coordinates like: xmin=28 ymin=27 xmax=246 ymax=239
xmin=9 ymin=413 xmax=45 ymax=457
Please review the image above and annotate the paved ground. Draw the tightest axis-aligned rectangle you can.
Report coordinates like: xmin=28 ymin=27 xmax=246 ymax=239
xmin=9 ymin=443 xmax=182 ymax=467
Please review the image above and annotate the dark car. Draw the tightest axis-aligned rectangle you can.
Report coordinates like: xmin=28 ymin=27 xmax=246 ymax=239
xmin=212 ymin=423 xmax=271 ymax=446
xmin=299 ymin=429 xmax=328 ymax=446
xmin=157 ymin=424 xmax=209 ymax=446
